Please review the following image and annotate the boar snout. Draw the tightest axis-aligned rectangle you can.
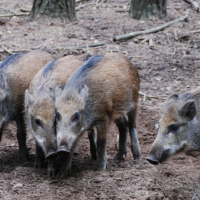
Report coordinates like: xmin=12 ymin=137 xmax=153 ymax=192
xmin=146 ymin=154 xmax=159 ymax=165
xmin=57 ymin=145 xmax=71 ymax=155
xmin=147 ymin=147 xmax=171 ymax=165
xmin=45 ymin=149 xmax=57 ymax=160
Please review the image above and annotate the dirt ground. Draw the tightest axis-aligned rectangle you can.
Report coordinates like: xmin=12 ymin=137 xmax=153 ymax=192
xmin=0 ymin=0 xmax=200 ymax=199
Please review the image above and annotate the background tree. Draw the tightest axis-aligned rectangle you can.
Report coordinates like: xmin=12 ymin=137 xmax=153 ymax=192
xmin=129 ymin=0 xmax=167 ymax=20
xmin=29 ymin=0 xmax=76 ymax=21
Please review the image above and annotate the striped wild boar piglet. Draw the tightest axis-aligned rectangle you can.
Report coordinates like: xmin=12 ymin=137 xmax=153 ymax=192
xmin=25 ymin=56 xmax=83 ymax=178
xmin=55 ymin=53 xmax=141 ymax=178
xmin=146 ymin=89 xmax=200 ymax=200
xmin=0 ymin=50 xmax=53 ymax=161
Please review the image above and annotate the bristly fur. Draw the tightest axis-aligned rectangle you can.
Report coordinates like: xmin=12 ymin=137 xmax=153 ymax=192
xmin=0 ymin=50 xmax=53 ymax=161
xmin=0 ymin=52 xmax=27 ymax=70
xmin=66 ymin=55 xmax=103 ymax=88
xmin=42 ymin=59 xmax=57 ymax=77
xmin=55 ymin=52 xmax=141 ymax=176
xmin=25 ymin=55 xmax=83 ymax=174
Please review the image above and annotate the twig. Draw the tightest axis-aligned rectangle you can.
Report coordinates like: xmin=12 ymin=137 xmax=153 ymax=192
xmin=183 ymin=0 xmax=199 ymax=12
xmin=114 ymin=9 xmax=129 ymax=13
xmin=139 ymin=91 xmax=166 ymax=101
xmin=138 ymin=127 xmax=154 ymax=134
xmin=76 ymin=3 xmax=96 ymax=11
xmin=56 ymin=43 xmax=105 ymax=50
xmin=1 ymin=46 xmax=14 ymax=54
xmin=189 ymin=29 xmax=200 ymax=34
xmin=20 ymin=8 xmax=31 ymax=12
xmin=0 ymin=6 xmax=10 ymax=11
xmin=179 ymin=29 xmax=200 ymax=39
xmin=113 ymin=9 xmax=190 ymax=41
xmin=0 ymin=12 xmax=29 ymax=17
xmin=76 ymin=0 xmax=84 ymax=3
xmin=0 ymin=48 xmax=29 ymax=54
xmin=74 ymin=43 xmax=105 ymax=49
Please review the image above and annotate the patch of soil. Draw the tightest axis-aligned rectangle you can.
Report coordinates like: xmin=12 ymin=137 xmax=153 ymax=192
xmin=0 ymin=0 xmax=200 ymax=199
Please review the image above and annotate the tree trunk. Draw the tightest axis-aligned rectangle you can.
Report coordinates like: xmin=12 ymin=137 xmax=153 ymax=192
xmin=29 ymin=0 xmax=76 ymax=21
xmin=129 ymin=0 xmax=167 ymax=20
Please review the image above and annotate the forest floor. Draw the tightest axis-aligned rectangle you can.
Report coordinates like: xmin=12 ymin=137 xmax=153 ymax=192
xmin=0 ymin=0 xmax=200 ymax=199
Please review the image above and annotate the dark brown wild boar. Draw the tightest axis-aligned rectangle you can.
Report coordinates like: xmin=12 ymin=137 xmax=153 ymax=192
xmin=0 ymin=50 xmax=53 ymax=161
xmin=55 ymin=53 xmax=141 ymax=178
xmin=146 ymin=89 xmax=200 ymax=200
xmin=25 ymin=55 xmax=84 ymax=177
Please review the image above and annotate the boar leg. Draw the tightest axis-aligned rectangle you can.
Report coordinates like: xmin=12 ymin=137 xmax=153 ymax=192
xmin=35 ymin=142 xmax=46 ymax=168
xmin=114 ymin=116 xmax=128 ymax=160
xmin=96 ymin=120 xmax=108 ymax=170
xmin=16 ymin=114 xmax=29 ymax=161
xmin=0 ymin=123 xmax=4 ymax=141
xmin=128 ymin=110 xmax=141 ymax=160
xmin=47 ymin=158 xmax=57 ymax=178
xmin=193 ymin=175 xmax=200 ymax=200
xmin=88 ymin=127 xmax=97 ymax=161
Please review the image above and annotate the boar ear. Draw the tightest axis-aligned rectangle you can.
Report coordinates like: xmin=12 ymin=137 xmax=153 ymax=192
xmin=79 ymin=85 xmax=88 ymax=100
xmin=49 ymin=87 xmax=55 ymax=101
xmin=181 ymin=100 xmax=196 ymax=121
xmin=25 ymin=90 xmax=34 ymax=109
xmin=165 ymin=94 xmax=179 ymax=105
xmin=0 ymin=74 xmax=7 ymax=90
xmin=55 ymin=85 xmax=63 ymax=97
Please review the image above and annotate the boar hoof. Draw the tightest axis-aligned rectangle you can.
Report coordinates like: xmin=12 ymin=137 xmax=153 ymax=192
xmin=56 ymin=169 xmax=70 ymax=179
xmin=97 ymin=162 xmax=108 ymax=170
xmin=131 ymin=146 xmax=141 ymax=160
xmin=91 ymin=153 xmax=97 ymax=161
xmin=19 ymin=151 xmax=29 ymax=162
xmin=146 ymin=154 xmax=159 ymax=165
xmin=113 ymin=152 xmax=127 ymax=161
xmin=57 ymin=146 xmax=70 ymax=155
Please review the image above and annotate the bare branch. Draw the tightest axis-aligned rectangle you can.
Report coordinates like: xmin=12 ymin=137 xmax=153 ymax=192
xmin=183 ymin=0 xmax=199 ymax=12
xmin=76 ymin=3 xmax=96 ymax=11
xmin=20 ymin=8 xmax=31 ymax=12
xmin=179 ymin=29 xmax=200 ymax=39
xmin=1 ymin=46 xmax=14 ymax=54
xmin=113 ymin=9 xmax=190 ymax=41
xmin=74 ymin=43 xmax=105 ymax=49
xmin=139 ymin=91 xmax=167 ymax=102
xmin=0 ymin=12 xmax=29 ymax=17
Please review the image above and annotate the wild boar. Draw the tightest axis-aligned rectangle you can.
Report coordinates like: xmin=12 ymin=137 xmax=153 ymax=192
xmin=25 ymin=55 xmax=84 ymax=177
xmin=146 ymin=89 xmax=200 ymax=200
xmin=0 ymin=50 xmax=53 ymax=161
xmin=55 ymin=53 xmax=141 ymax=178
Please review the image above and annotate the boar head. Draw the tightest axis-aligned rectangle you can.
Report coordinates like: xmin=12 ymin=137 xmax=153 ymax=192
xmin=55 ymin=85 xmax=88 ymax=155
xmin=147 ymin=93 xmax=198 ymax=165
xmin=25 ymin=87 xmax=57 ymax=159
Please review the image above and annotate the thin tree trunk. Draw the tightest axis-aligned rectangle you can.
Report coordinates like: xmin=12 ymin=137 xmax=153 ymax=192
xmin=29 ymin=0 xmax=76 ymax=21
xmin=129 ymin=0 xmax=167 ymax=20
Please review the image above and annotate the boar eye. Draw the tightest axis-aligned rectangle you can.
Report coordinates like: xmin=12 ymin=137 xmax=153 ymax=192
xmin=35 ymin=118 xmax=42 ymax=127
xmin=56 ymin=112 xmax=61 ymax=122
xmin=71 ymin=112 xmax=80 ymax=123
xmin=168 ymin=124 xmax=179 ymax=134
